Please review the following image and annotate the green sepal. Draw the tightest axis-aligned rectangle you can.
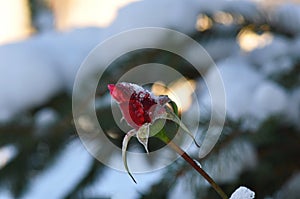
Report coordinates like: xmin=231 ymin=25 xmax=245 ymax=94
xmin=165 ymin=102 xmax=200 ymax=148
xmin=168 ymin=100 xmax=179 ymax=116
xmin=153 ymin=127 xmax=171 ymax=144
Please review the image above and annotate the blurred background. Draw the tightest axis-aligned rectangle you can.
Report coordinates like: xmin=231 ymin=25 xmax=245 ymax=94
xmin=0 ymin=0 xmax=300 ymax=198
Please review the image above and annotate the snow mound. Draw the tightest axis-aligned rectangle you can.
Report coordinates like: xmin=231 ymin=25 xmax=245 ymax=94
xmin=104 ymin=0 xmax=202 ymax=36
xmin=199 ymin=55 xmax=289 ymax=130
xmin=0 ymin=0 xmax=207 ymax=121
xmin=22 ymin=139 xmax=93 ymax=199
xmin=230 ymin=186 xmax=255 ymax=199
xmin=272 ymin=4 xmax=300 ymax=35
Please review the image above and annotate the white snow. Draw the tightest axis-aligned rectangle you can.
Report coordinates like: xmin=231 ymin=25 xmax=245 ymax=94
xmin=0 ymin=0 xmax=296 ymax=129
xmin=0 ymin=39 xmax=62 ymax=121
xmin=34 ymin=9 xmax=54 ymax=32
xmin=85 ymin=166 xmax=164 ymax=199
xmin=0 ymin=144 xmax=18 ymax=169
xmin=0 ymin=28 xmax=103 ymax=121
xmin=103 ymin=0 xmax=202 ymax=36
xmin=261 ymin=57 xmax=294 ymax=76
xmin=0 ymin=0 xmax=207 ymax=122
xmin=251 ymin=82 xmax=287 ymax=121
xmin=202 ymin=38 xmax=240 ymax=61
xmin=291 ymin=36 xmax=300 ymax=59
xmin=222 ymin=0 xmax=260 ymax=21
xmin=199 ymin=54 xmax=290 ymax=130
xmin=34 ymin=108 xmax=59 ymax=128
xmin=168 ymin=177 xmax=195 ymax=199
xmin=0 ymin=189 xmax=13 ymax=199
xmin=271 ymin=4 xmax=300 ymax=35
xmin=285 ymin=88 xmax=300 ymax=129
xmin=21 ymin=139 xmax=93 ymax=199
xmin=0 ymin=18 xmax=202 ymax=196
xmin=248 ymin=36 xmax=289 ymax=63
xmin=248 ymin=36 xmax=293 ymax=76
xmin=1 ymin=0 xmax=300 ymax=198
xmin=274 ymin=172 xmax=300 ymax=199
xmin=201 ymin=57 xmax=260 ymax=120
xmin=202 ymin=140 xmax=257 ymax=184
xmin=230 ymin=186 xmax=255 ymax=199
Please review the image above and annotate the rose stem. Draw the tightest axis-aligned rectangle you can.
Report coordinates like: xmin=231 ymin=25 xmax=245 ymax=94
xmin=164 ymin=137 xmax=229 ymax=199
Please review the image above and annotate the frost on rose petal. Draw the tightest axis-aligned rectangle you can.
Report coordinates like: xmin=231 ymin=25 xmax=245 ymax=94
xmin=108 ymin=82 xmax=169 ymax=129
xmin=230 ymin=186 xmax=255 ymax=199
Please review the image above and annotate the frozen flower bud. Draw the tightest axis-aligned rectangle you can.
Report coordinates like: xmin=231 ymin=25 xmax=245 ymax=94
xmin=108 ymin=82 xmax=169 ymax=129
xmin=108 ymin=82 xmax=198 ymax=183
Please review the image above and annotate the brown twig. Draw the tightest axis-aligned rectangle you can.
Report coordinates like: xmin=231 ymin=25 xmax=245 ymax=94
xmin=167 ymin=139 xmax=229 ymax=199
